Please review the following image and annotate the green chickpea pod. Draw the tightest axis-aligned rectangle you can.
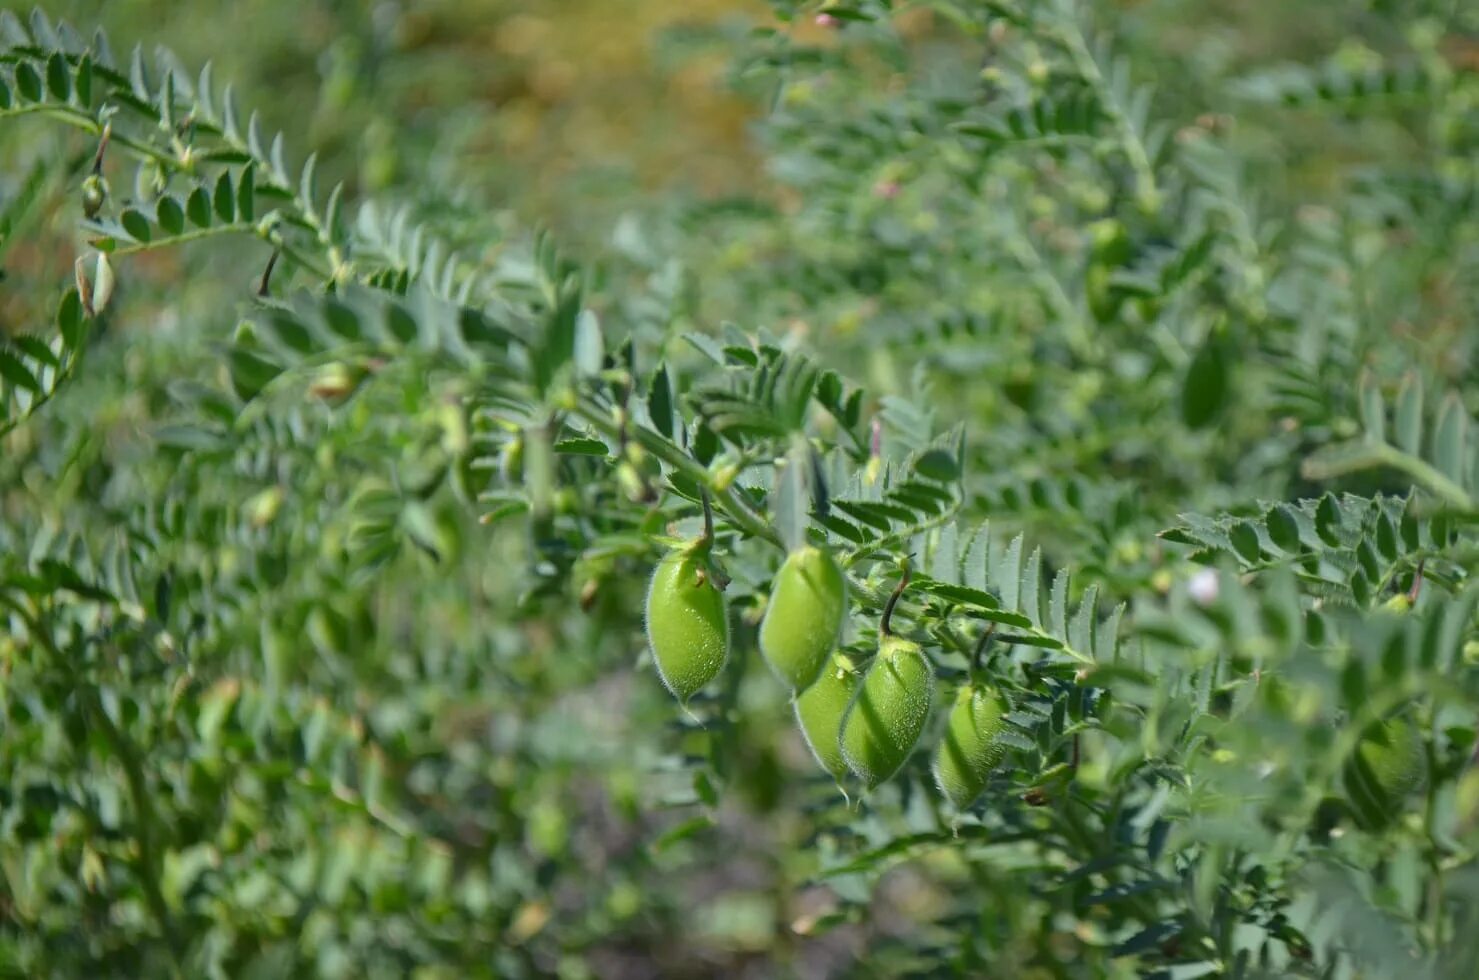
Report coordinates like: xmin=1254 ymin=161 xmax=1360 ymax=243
xmin=839 ymin=568 xmax=933 ymax=790
xmin=794 ymin=652 xmax=862 ymax=782
xmin=760 ymin=544 xmax=848 ymax=692
xmin=644 ymin=499 xmax=729 ymax=706
xmin=1344 ymin=715 xmax=1425 ymax=831
xmin=841 ymin=635 xmax=934 ymax=789
xmin=933 ymin=682 xmax=1009 ymax=810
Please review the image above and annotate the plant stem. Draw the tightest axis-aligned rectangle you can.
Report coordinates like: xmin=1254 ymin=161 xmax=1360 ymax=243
xmin=576 ymin=401 xmax=784 ymax=549
xmin=6 ymin=599 xmax=183 ymax=974
xmin=881 ymin=560 xmax=912 ymax=637
xmin=1054 ymin=17 xmax=1160 ymax=213
xmin=1302 ymin=441 xmax=1474 ymax=513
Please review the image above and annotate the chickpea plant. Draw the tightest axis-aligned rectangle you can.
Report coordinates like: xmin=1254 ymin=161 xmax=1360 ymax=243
xmin=3 ymin=3 xmax=1479 ymax=978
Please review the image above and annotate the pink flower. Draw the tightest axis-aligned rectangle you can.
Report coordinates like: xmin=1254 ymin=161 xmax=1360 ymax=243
xmin=873 ymin=179 xmax=901 ymax=199
xmin=815 ymin=13 xmax=839 ymax=27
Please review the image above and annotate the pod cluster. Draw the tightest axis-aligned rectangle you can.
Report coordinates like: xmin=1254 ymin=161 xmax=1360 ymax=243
xmin=644 ymin=541 xmax=1012 ymax=801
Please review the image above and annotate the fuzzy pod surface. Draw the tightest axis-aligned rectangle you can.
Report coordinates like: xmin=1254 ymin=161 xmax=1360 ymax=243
xmin=794 ymin=652 xmax=862 ymax=781
xmin=760 ymin=545 xmax=847 ymax=692
xmin=645 ymin=545 xmax=729 ymax=704
xmin=841 ymin=636 xmax=934 ymax=789
xmin=1344 ymin=716 xmax=1425 ymax=831
xmin=933 ymin=683 xmax=1009 ymax=809
xmin=81 ymin=174 xmax=108 ymax=218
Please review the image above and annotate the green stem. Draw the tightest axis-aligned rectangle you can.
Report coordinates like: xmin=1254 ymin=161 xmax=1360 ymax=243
xmin=699 ymin=488 xmax=715 ymax=547
xmin=5 ymin=102 xmax=335 ymax=283
xmin=1302 ymin=441 xmax=1474 ymax=513
xmin=880 ymin=561 xmax=912 ymax=637
xmin=576 ymin=401 xmax=784 ymax=549
xmin=1424 ymin=735 xmax=1446 ymax=951
xmin=972 ymin=623 xmax=998 ymax=677
xmin=0 ymin=103 xmax=167 ymax=162
xmin=107 ymin=221 xmax=250 ymax=253
xmin=1055 ymin=19 xmax=1160 ymax=212
xmin=7 ymin=599 xmax=182 ymax=972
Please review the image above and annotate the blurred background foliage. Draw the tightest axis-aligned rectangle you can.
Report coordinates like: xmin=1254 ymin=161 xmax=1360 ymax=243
xmin=4 ymin=0 xmax=1479 ymax=977
xmin=11 ymin=0 xmax=770 ymax=241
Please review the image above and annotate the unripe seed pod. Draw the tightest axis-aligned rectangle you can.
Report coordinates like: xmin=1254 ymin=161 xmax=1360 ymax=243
xmin=499 ymin=436 xmax=524 ymax=485
xmin=244 ymin=485 xmax=284 ymax=528
xmin=616 ymin=461 xmax=650 ymax=503
xmin=307 ymin=361 xmax=360 ymax=402
xmin=933 ymin=683 xmax=1009 ymax=809
xmin=81 ymin=174 xmax=108 ymax=218
xmin=794 ymin=652 xmax=861 ymax=781
xmin=760 ymin=545 xmax=847 ymax=692
xmin=1344 ymin=716 xmax=1425 ymax=831
xmin=1379 ymin=592 xmax=1412 ymax=614
xmin=841 ymin=636 xmax=934 ymax=789
xmin=91 ymin=252 xmax=115 ymax=316
xmin=645 ymin=545 xmax=729 ymax=704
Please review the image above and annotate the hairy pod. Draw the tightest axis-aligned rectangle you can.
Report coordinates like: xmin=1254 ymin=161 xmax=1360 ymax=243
xmin=760 ymin=545 xmax=847 ymax=692
xmin=307 ymin=361 xmax=360 ymax=402
xmin=1344 ymin=716 xmax=1425 ymax=831
xmin=499 ymin=435 xmax=525 ymax=485
xmin=1379 ymin=593 xmax=1412 ymax=614
xmin=645 ymin=545 xmax=729 ymax=704
xmin=933 ymin=683 xmax=1009 ymax=809
xmin=81 ymin=174 xmax=108 ymax=218
xmin=841 ymin=636 xmax=934 ymax=789
xmin=794 ymin=652 xmax=861 ymax=782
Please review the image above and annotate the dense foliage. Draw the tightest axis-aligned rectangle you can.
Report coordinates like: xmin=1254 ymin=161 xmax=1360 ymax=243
xmin=3 ymin=2 xmax=1478 ymax=977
